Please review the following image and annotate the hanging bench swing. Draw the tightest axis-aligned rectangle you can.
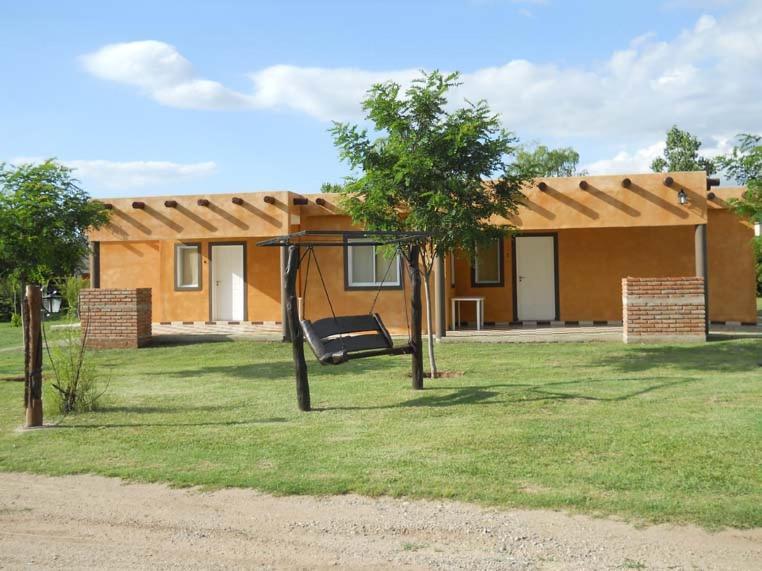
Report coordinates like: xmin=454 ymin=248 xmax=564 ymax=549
xmin=257 ymin=230 xmax=428 ymax=411
xmin=298 ymin=242 xmax=414 ymax=365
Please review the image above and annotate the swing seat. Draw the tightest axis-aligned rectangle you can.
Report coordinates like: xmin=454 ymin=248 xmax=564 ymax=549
xmin=300 ymin=313 xmax=413 ymax=365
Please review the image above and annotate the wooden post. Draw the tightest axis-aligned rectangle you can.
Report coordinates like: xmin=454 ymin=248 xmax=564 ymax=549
xmin=695 ymin=224 xmax=709 ymax=334
xmin=285 ymin=245 xmax=310 ymax=411
xmin=24 ymin=285 xmax=43 ymax=427
xmin=89 ymin=241 xmax=100 ymax=288
xmin=435 ymin=253 xmax=446 ymax=339
xmin=280 ymin=245 xmax=290 ymax=342
xmin=408 ymin=244 xmax=424 ymax=390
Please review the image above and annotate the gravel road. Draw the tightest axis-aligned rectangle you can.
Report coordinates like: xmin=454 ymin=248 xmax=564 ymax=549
xmin=0 ymin=473 xmax=759 ymax=569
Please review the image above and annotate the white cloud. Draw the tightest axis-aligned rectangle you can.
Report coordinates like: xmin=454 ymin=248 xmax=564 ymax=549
xmin=582 ymin=134 xmax=736 ymax=175
xmin=248 ymin=65 xmax=419 ymax=121
xmin=583 ymin=142 xmax=666 ymax=174
xmin=81 ymin=41 xmax=251 ymax=110
xmin=9 ymin=157 xmax=217 ymax=190
xmin=81 ymin=1 xmax=762 ymax=144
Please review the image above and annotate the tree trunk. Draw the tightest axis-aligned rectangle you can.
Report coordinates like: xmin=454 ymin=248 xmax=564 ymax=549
xmin=24 ymin=285 xmax=43 ymax=427
xmin=407 ymin=245 xmax=424 ymax=390
xmin=285 ymin=246 xmax=310 ymax=411
xmin=422 ymin=270 xmax=438 ymax=378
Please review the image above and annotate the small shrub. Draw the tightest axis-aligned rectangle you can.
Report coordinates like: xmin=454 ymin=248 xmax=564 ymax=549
xmin=10 ymin=312 xmax=22 ymax=327
xmin=57 ymin=276 xmax=89 ymax=318
xmin=44 ymin=316 xmax=107 ymax=414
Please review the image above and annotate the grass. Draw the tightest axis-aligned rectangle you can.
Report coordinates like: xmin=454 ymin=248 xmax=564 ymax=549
xmin=0 ymin=320 xmax=760 ymax=529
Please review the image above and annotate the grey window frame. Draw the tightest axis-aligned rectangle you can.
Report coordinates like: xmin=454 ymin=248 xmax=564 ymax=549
xmin=174 ymin=242 xmax=202 ymax=291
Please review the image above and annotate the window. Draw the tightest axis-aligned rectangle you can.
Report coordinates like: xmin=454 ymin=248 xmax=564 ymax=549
xmin=473 ymin=239 xmax=503 ymax=286
xmin=175 ymin=243 xmax=201 ymax=290
xmin=346 ymin=241 xmax=401 ymax=288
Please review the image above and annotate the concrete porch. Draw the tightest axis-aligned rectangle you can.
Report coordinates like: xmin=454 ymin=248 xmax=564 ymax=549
xmin=441 ymin=323 xmax=622 ymax=343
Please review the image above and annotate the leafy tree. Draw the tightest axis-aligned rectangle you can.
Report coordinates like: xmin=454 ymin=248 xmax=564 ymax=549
xmin=718 ymin=134 xmax=762 ymax=293
xmin=331 ymin=70 xmax=531 ymax=376
xmin=650 ymin=125 xmax=716 ymax=174
xmin=0 ymin=160 xmax=109 ymax=287
xmin=320 ymin=182 xmax=346 ymax=193
xmin=512 ymin=144 xmax=585 ymax=177
xmin=717 ymin=133 xmax=762 ymax=186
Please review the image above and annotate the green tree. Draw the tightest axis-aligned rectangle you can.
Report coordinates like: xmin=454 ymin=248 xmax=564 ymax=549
xmin=512 ymin=144 xmax=584 ymax=177
xmin=650 ymin=125 xmax=716 ymax=174
xmin=718 ymin=134 xmax=762 ymax=293
xmin=319 ymin=182 xmax=346 ymax=193
xmin=331 ymin=71 xmax=532 ymax=376
xmin=0 ymin=160 xmax=109 ymax=287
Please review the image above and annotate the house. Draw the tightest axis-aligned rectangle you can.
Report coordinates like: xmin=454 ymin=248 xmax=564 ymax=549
xmin=86 ymin=171 xmax=757 ymax=335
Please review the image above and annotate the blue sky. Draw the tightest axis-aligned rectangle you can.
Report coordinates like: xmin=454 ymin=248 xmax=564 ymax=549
xmin=1 ymin=0 xmax=758 ymax=197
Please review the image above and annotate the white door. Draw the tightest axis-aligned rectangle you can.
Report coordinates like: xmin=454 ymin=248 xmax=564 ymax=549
xmin=211 ymin=244 xmax=245 ymax=321
xmin=515 ymin=236 xmax=556 ymax=321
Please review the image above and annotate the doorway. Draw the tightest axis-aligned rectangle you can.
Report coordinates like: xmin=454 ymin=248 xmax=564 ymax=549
xmin=513 ymin=235 xmax=558 ymax=321
xmin=210 ymin=243 xmax=246 ymax=321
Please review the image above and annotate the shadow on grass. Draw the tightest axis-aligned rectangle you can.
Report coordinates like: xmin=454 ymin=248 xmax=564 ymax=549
xmin=318 ymin=376 xmax=700 ymax=411
xmin=148 ymin=335 xmax=233 ymax=347
xmin=100 ymin=403 xmax=242 ymax=414
xmin=596 ymin=340 xmax=762 ymax=373
xmin=55 ymin=417 xmax=289 ymax=429
xmin=154 ymin=357 xmax=407 ymax=383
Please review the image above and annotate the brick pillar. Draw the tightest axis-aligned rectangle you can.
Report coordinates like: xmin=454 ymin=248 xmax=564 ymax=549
xmin=79 ymin=288 xmax=152 ymax=349
xmin=622 ymin=277 xmax=706 ymax=344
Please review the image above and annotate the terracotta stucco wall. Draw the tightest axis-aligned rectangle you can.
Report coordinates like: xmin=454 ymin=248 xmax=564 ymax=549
xmin=504 ymin=172 xmax=708 ymax=231
xmin=453 ymin=226 xmax=697 ymax=323
xmin=297 ymin=215 xmax=427 ymax=333
xmin=100 ymin=237 xmax=282 ymax=323
xmin=557 ymin=226 xmax=696 ymax=321
xmin=90 ymin=191 xmax=292 ymax=242
xmin=90 ymin=176 xmax=756 ymax=328
xmin=249 ymin=243 xmax=282 ymax=323
xmin=100 ymin=242 xmax=164 ymax=321
xmin=707 ymin=209 xmax=757 ymax=323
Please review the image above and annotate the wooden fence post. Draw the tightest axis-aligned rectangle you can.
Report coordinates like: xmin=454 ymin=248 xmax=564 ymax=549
xmin=408 ymin=244 xmax=424 ymax=390
xmin=24 ymin=285 xmax=43 ymax=427
xmin=285 ymin=245 xmax=310 ymax=411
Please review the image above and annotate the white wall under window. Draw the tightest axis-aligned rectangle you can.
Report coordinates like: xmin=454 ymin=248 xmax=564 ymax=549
xmin=347 ymin=242 xmax=401 ymax=287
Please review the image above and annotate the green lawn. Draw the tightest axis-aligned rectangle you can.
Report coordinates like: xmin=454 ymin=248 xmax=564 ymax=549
xmin=0 ymin=321 xmax=760 ymax=529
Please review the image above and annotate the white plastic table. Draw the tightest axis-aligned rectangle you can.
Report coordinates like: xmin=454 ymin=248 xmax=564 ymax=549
xmin=451 ymin=296 xmax=485 ymax=330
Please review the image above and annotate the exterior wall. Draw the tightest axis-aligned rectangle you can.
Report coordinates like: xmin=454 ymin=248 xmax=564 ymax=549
xmin=622 ymin=277 xmax=706 ymax=343
xmin=453 ymin=226 xmax=697 ymax=324
xmin=89 ymin=191 xmax=293 ymax=242
xmin=100 ymin=241 xmax=163 ymax=319
xmin=80 ymin=288 xmax=152 ymax=349
xmin=87 ymin=174 xmax=757 ymax=329
xmin=707 ymin=209 xmax=757 ymax=323
xmin=99 ymin=238 xmax=282 ymax=323
xmin=557 ymin=226 xmax=695 ymax=322
xmin=502 ymin=171 xmax=708 ymax=230
xmin=298 ymin=215 xmax=422 ymax=333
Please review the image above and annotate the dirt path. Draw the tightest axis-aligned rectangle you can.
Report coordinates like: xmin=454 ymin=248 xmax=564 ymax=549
xmin=0 ymin=473 xmax=759 ymax=570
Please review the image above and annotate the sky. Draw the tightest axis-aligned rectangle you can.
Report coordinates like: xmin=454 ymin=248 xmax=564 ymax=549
xmin=1 ymin=0 xmax=760 ymax=198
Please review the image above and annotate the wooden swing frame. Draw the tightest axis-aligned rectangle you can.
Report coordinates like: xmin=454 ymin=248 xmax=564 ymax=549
xmin=258 ymin=231 xmax=428 ymax=411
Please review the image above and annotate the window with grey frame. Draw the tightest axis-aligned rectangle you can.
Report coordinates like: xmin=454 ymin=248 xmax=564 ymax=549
xmin=472 ymin=239 xmax=503 ymax=286
xmin=174 ymin=243 xmax=202 ymax=290
xmin=345 ymin=240 xmax=402 ymax=289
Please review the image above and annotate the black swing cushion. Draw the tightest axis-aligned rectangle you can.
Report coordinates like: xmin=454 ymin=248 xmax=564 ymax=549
xmin=301 ymin=313 xmax=403 ymax=365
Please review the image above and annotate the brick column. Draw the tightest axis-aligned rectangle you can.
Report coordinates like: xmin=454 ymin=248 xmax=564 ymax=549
xmin=622 ymin=277 xmax=706 ymax=344
xmin=79 ymin=288 xmax=152 ymax=349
